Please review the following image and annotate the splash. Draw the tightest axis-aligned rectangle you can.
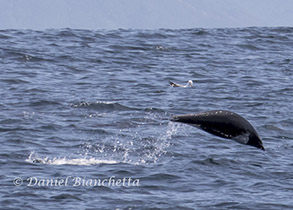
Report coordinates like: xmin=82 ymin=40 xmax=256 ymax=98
xmin=78 ymin=120 xmax=181 ymax=165
xmin=136 ymin=121 xmax=181 ymax=164
xmin=26 ymin=118 xmax=181 ymax=166
xmin=26 ymin=151 xmax=118 ymax=166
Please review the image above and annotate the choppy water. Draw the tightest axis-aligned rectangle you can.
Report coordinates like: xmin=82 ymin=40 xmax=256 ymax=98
xmin=0 ymin=27 xmax=293 ymax=209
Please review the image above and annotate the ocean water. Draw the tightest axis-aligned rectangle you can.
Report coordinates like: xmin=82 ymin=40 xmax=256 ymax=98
xmin=0 ymin=27 xmax=292 ymax=209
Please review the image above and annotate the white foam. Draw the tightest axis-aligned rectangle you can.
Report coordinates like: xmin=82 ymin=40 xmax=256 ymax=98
xmin=46 ymin=157 xmax=118 ymax=166
xmin=26 ymin=152 xmax=118 ymax=166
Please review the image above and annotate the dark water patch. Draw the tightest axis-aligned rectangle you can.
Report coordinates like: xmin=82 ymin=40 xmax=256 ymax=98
xmin=0 ymin=33 xmax=12 ymax=39
xmin=271 ymin=27 xmax=293 ymax=33
xmin=141 ymin=173 xmax=180 ymax=182
xmin=236 ymin=44 xmax=263 ymax=51
xmin=29 ymin=100 xmax=63 ymax=107
xmin=0 ymin=118 xmax=23 ymax=125
xmin=0 ymin=126 xmax=35 ymax=133
xmin=109 ymin=44 xmax=149 ymax=52
xmin=77 ymin=127 xmax=109 ymax=135
xmin=135 ymin=31 xmax=169 ymax=39
xmin=190 ymin=29 xmax=209 ymax=36
xmin=1 ymin=78 xmax=30 ymax=84
xmin=2 ymin=49 xmax=53 ymax=63
xmin=35 ymin=124 xmax=63 ymax=132
xmin=56 ymin=29 xmax=80 ymax=38
xmin=50 ymin=193 xmax=82 ymax=201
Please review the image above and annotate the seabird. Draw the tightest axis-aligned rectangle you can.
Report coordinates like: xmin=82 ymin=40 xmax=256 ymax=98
xmin=169 ymin=80 xmax=193 ymax=88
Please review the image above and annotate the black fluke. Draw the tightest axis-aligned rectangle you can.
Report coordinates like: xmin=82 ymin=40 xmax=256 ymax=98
xmin=171 ymin=110 xmax=264 ymax=150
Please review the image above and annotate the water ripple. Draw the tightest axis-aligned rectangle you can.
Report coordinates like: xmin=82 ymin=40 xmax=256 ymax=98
xmin=0 ymin=27 xmax=292 ymax=209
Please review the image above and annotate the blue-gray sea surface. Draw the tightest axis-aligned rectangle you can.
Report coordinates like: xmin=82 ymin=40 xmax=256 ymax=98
xmin=0 ymin=27 xmax=292 ymax=210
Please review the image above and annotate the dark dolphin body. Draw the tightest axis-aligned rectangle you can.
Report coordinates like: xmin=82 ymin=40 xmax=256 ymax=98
xmin=171 ymin=110 xmax=264 ymax=150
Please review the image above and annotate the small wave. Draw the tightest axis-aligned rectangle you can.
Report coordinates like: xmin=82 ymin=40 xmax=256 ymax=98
xmin=109 ymin=44 xmax=148 ymax=52
xmin=56 ymin=29 xmax=79 ymax=38
xmin=1 ymin=78 xmax=30 ymax=84
xmin=26 ymin=152 xmax=118 ymax=166
xmin=71 ymin=101 xmax=135 ymax=111
xmin=4 ymin=50 xmax=52 ymax=62
xmin=0 ymin=32 xmax=12 ymax=39
xmin=135 ymin=31 xmax=169 ymax=39
xmin=271 ymin=27 xmax=293 ymax=33
xmin=263 ymin=124 xmax=284 ymax=132
xmin=190 ymin=29 xmax=209 ymax=36
xmin=236 ymin=44 xmax=262 ymax=51
xmin=50 ymin=194 xmax=82 ymax=201
xmin=29 ymin=100 xmax=62 ymax=107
